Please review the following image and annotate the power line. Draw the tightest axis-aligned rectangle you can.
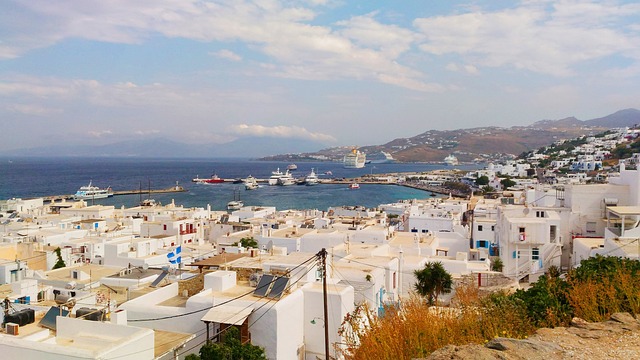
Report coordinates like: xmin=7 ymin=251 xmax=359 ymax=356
xmin=129 ymin=254 xmax=317 ymax=322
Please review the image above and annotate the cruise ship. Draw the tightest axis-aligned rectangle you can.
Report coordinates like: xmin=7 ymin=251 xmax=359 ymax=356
xmin=444 ymin=154 xmax=459 ymax=166
xmin=367 ymin=151 xmax=395 ymax=164
xmin=343 ymin=148 xmax=366 ymax=168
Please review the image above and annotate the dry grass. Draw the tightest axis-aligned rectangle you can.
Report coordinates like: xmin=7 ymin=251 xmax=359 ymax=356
xmin=339 ymin=263 xmax=640 ymax=360
xmin=566 ymin=267 xmax=640 ymax=322
xmin=340 ymin=282 xmax=535 ymax=360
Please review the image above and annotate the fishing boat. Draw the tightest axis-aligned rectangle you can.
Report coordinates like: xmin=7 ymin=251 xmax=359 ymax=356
xmin=227 ymin=189 xmax=244 ymax=210
xmin=73 ymin=181 xmax=113 ymax=200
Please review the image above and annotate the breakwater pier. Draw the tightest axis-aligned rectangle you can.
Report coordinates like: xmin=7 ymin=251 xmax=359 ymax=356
xmin=41 ymin=185 xmax=187 ymax=203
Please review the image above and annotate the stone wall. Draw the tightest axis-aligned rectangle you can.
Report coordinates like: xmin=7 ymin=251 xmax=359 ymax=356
xmin=178 ymin=273 xmax=204 ymax=296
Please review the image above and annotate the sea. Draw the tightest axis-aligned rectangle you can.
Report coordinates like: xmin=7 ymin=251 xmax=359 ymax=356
xmin=0 ymin=157 xmax=479 ymax=211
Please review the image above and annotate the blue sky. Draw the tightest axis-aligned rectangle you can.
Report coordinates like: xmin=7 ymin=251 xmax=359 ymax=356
xmin=1 ymin=0 xmax=639 ymax=152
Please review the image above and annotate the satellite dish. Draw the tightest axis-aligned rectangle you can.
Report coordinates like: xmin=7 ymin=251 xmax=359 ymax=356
xmin=267 ymin=240 xmax=274 ymax=252
xmin=142 ymin=263 xmax=149 ymax=270
xmin=523 ymin=208 xmax=530 ymax=215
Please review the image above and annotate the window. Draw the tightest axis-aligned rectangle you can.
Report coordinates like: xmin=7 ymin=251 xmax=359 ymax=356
xmin=519 ymin=227 xmax=525 ymax=233
xmin=491 ymin=225 xmax=495 ymax=231
xmin=422 ymin=229 xmax=428 ymax=233
xmin=512 ymin=250 xmax=521 ymax=259
xmin=411 ymin=228 xmax=418 ymax=233
xmin=550 ymin=225 xmax=557 ymax=242
xmin=393 ymin=272 xmax=397 ymax=289
xmin=477 ymin=240 xmax=489 ymax=248
xmin=163 ymin=224 xmax=167 ymax=231
xmin=478 ymin=225 xmax=484 ymax=231
xmin=532 ymin=248 xmax=540 ymax=260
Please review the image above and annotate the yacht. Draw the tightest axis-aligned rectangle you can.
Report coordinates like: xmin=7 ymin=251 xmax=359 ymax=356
xmin=287 ymin=163 xmax=298 ymax=171
xmin=277 ymin=170 xmax=296 ymax=186
xmin=305 ymin=168 xmax=320 ymax=186
xmin=268 ymin=168 xmax=284 ymax=186
xmin=343 ymin=148 xmax=366 ymax=168
xmin=73 ymin=181 xmax=113 ymax=200
xmin=244 ymin=175 xmax=259 ymax=190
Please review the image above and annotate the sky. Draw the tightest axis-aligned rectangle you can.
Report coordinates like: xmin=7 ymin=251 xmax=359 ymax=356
xmin=1 ymin=0 xmax=640 ymax=152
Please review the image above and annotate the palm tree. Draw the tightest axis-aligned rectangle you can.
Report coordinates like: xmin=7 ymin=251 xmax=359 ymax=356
xmin=413 ymin=262 xmax=453 ymax=305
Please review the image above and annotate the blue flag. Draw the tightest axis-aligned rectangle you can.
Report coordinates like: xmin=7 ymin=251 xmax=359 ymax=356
xmin=167 ymin=246 xmax=182 ymax=264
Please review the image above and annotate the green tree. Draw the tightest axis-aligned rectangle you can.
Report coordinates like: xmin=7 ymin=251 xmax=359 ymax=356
xmin=491 ymin=257 xmax=504 ymax=272
xmin=191 ymin=326 xmax=266 ymax=360
xmin=481 ymin=185 xmax=496 ymax=193
xmin=413 ymin=262 xmax=453 ymax=305
xmin=233 ymin=237 xmax=258 ymax=249
xmin=500 ymin=178 xmax=516 ymax=190
xmin=512 ymin=268 xmax=570 ymax=327
xmin=475 ymin=175 xmax=489 ymax=186
xmin=52 ymin=247 xmax=66 ymax=269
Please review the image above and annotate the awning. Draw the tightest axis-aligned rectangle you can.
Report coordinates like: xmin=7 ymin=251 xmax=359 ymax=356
xmin=201 ymin=305 xmax=253 ymax=326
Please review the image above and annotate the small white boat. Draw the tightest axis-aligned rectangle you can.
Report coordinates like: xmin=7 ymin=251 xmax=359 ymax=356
xmin=73 ymin=181 xmax=113 ymax=200
xmin=287 ymin=163 xmax=298 ymax=171
xmin=348 ymin=182 xmax=360 ymax=189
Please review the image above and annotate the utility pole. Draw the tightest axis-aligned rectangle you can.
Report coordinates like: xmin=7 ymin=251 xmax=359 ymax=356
xmin=319 ymin=248 xmax=330 ymax=360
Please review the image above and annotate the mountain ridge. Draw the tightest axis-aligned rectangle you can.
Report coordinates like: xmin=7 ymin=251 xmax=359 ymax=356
xmin=3 ymin=109 xmax=639 ymax=160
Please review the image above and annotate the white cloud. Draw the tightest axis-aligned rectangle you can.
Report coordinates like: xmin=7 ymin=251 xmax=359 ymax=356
xmin=5 ymin=103 xmax=62 ymax=116
xmin=87 ymin=130 xmax=113 ymax=138
xmin=211 ymin=49 xmax=242 ymax=61
xmin=134 ymin=129 xmax=161 ymax=136
xmin=414 ymin=1 xmax=640 ymax=76
xmin=0 ymin=1 xmax=441 ymax=92
xmin=227 ymin=124 xmax=337 ymax=142
xmin=337 ymin=13 xmax=416 ymax=58
xmin=445 ymin=63 xmax=479 ymax=75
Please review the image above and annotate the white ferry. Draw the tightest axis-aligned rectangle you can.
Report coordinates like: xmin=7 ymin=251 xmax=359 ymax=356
xmin=73 ymin=181 xmax=113 ymax=200
xmin=343 ymin=148 xmax=366 ymax=168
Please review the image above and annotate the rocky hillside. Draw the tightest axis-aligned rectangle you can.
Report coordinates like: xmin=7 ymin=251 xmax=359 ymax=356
xmin=263 ymin=109 xmax=640 ymax=163
xmin=425 ymin=312 xmax=640 ymax=360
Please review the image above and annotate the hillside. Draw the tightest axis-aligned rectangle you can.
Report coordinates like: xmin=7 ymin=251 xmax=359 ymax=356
xmin=268 ymin=109 xmax=640 ymax=163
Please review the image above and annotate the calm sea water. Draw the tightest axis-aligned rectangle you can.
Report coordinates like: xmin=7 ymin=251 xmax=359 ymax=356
xmin=0 ymin=157 xmax=478 ymax=211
